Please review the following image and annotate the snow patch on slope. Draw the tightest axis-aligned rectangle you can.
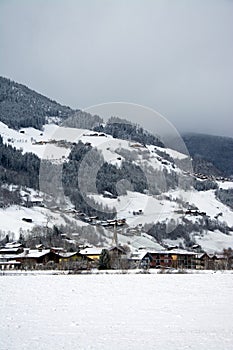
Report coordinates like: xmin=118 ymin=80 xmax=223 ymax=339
xmin=194 ymin=230 xmax=233 ymax=254
xmin=0 ymin=205 xmax=88 ymax=239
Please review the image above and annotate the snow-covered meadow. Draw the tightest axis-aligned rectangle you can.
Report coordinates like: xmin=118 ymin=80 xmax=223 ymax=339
xmin=1 ymin=273 xmax=233 ymax=350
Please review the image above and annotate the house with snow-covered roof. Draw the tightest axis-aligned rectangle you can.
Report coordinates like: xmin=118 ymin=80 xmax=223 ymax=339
xmin=0 ymin=260 xmax=21 ymax=270
xmin=79 ymin=247 xmax=104 ymax=261
xmin=0 ymin=250 xmax=22 ymax=270
xmin=0 ymin=247 xmax=23 ymax=255
xmin=16 ymin=248 xmax=60 ymax=268
xmin=195 ymin=252 xmax=228 ymax=270
xmin=133 ymin=249 xmax=197 ymax=269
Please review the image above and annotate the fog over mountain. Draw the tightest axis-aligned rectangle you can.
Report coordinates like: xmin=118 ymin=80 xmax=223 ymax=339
xmin=0 ymin=0 xmax=233 ymax=137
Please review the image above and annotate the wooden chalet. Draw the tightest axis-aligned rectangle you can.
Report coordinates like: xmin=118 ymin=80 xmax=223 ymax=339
xmin=195 ymin=253 xmax=227 ymax=270
xmin=0 ymin=260 xmax=21 ymax=270
xmin=57 ymin=251 xmax=89 ymax=270
xmin=141 ymin=249 xmax=197 ymax=269
xmin=211 ymin=254 xmax=229 ymax=270
xmin=57 ymin=251 xmax=85 ymax=265
xmin=0 ymin=243 xmax=23 ymax=270
xmin=79 ymin=247 xmax=104 ymax=261
xmin=130 ymin=251 xmax=148 ymax=269
xmin=0 ymin=247 xmax=23 ymax=255
xmin=16 ymin=249 xmax=60 ymax=268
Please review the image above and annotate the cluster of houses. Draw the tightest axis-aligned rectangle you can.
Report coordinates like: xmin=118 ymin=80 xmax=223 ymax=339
xmin=183 ymin=170 xmax=231 ymax=182
xmin=185 ymin=209 xmax=206 ymax=216
xmin=75 ymin=214 xmax=127 ymax=227
xmin=194 ymin=173 xmax=231 ymax=182
xmin=0 ymin=241 xmax=232 ymax=271
xmin=83 ymin=132 xmax=107 ymax=137
xmin=0 ymin=242 xmax=87 ymax=271
xmin=63 ymin=208 xmax=127 ymax=227
xmin=132 ymin=250 xmax=232 ymax=270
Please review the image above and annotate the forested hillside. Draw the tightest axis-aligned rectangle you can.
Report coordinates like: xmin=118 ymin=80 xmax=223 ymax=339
xmin=0 ymin=77 xmax=164 ymax=148
xmin=0 ymin=76 xmax=75 ymax=130
xmin=0 ymin=135 xmax=40 ymax=189
xmin=62 ymin=141 xmax=116 ymax=220
xmin=94 ymin=116 xmax=164 ymax=147
xmin=62 ymin=139 xmax=180 ymax=219
xmin=183 ymin=133 xmax=233 ymax=177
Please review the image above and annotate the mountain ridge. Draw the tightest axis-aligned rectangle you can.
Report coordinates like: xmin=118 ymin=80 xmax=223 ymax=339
xmin=0 ymin=76 xmax=76 ymax=130
xmin=0 ymin=76 xmax=232 ymax=254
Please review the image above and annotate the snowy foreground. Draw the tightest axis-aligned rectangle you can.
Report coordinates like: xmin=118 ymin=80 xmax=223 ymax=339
xmin=1 ymin=274 xmax=233 ymax=350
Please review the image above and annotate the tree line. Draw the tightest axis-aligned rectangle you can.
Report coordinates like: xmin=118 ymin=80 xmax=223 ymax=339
xmin=0 ymin=135 xmax=40 ymax=191
xmin=94 ymin=116 xmax=164 ymax=147
xmin=0 ymin=76 xmax=75 ymax=130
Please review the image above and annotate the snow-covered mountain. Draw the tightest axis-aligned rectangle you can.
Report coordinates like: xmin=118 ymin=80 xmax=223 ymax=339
xmin=0 ymin=77 xmax=233 ymax=254
xmin=0 ymin=118 xmax=232 ymax=254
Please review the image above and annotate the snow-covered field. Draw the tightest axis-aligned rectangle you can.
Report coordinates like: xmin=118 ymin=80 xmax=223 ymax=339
xmin=1 ymin=273 xmax=233 ymax=350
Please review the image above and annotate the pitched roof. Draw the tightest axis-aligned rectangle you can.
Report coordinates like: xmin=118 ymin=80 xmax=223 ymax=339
xmin=130 ymin=251 xmax=148 ymax=260
xmin=0 ymin=248 xmax=22 ymax=254
xmin=0 ymin=254 xmax=19 ymax=260
xmin=58 ymin=252 xmax=79 ymax=258
xmin=5 ymin=242 xmax=22 ymax=249
xmin=109 ymin=246 xmax=126 ymax=253
xmin=79 ymin=247 xmax=104 ymax=256
xmin=17 ymin=249 xmax=51 ymax=258
xmin=0 ymin=260 xmax=21 ymax=265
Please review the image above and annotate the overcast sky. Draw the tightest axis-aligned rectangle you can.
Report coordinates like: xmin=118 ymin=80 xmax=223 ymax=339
xmin=0 ymin=0 xmax=233 ymax=137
